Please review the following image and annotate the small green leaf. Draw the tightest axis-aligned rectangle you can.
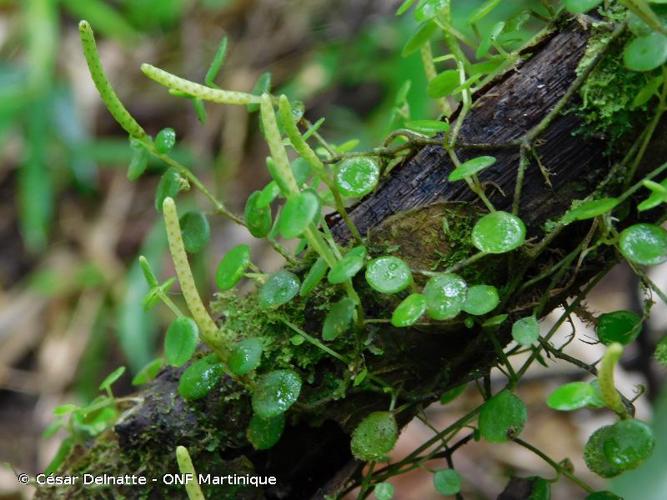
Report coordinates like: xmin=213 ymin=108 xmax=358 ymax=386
xmin=351 ymin=411 xmax=398 ymax=462
xmin=127 ymin=140 xmax=148 ymax=181
xmin=44 ymin=437 xmax=74 ymax=476
xmin=391 ymin=293 xmax=427 ymax=327
xmin=433 ymin=469 xmax=461 ymax=496
xmin=448 ymin=156 xmax=496 ymax=182
xmin=155 ymin=169 xmax=184 ymax=212
xmin=427 ymin=69 xmax=459 ymax=98
xmin=632 ymin=75 xmax=663 ymax=108
xmin=216 ymin=244 xmax=251 ymax=290
xmin=402 ymin=20 xmax=438 ymax=56
xmin=328 ymin=246 xmax=367 ymax=284
xmin=300 ymin=257 xmax=329 ymax=297
xmin=322 ymin=297 xmax=356 ymax=341
xmin=619 ymin=223 xmax=667 ymax=266
xmin=482 ymin=313 xmax=508 ymax=328
xmin=53 ymin=404 xmax=78 ymax=416
xmin=404 ymin=119 xmax=449 ymax=134
xmin=99 ymin=366 xmax=126 ymax=392
xmin=259 ymin=270 xmax=300 ymax=308
xmin=178 ymin=354 xmax=224 ymax=401
xmin=291 ymin=158 xmax=312 ymax=186
xmin=623 ymin=33 xmax=667 ymax=72
xmin=462 ymin=284 xmax=499 ymax=316
xmin=277 ymin=191 xmax=320 ymax=239
xmin=479 ymin=390 xmax=527 ymax=442
xmin=440 ymin=384 xmax=466 ymax=405
xmin=335 ymin=158 xmax=380 ymax=198
xmin=564 ymin=0 xmax=604 ymax=14
xmin=132 ymin=357 xmax=165 ymax=385
xmin=472 ymin=211 xmax=526 ymax=254
xmin=228 ymin=338 xmax=263 ymax=376
xmin=562 ymin=198 xmax=619 ymax=224
xmin=396 ymin=0 xmax=417 ymax=16
xmin=252 ymin=369 xmax=302 ymax=418
xmin=257 ymin=181 xmax=281 ymax=208
xmin=155 ymin=127 xmax=176 ymax=153
xmin=469 ymin=0 xmax=502 ymax=23
xmin=596 ymin=310 xmax=642 ymax=345
xmin=547 ymin=382 xmax=599 ymax=411
xmin=180 ymin=211 xmax=210 ymax=253
xmin=585 ymin=492 xmax=623 ymax=500
xmin=247 ymin=413 xmax=284 ymax=450
xmin=512 ymin=316 xmax=539 ymax=346
xmin=374 ymin=482 xmax=395 ymax=500
xmin=637 ymin=178 xmax=667 ymax=211
xmin=245 ymin=191 xmax=273 ymax=238
xmin=585 ymin=419 xmax=655 ymax=477
xmin=423 ymin=273 xmax=467 ymax=320
xmin=164 ymin=317 xmax=199 ymax=367
xmin=365 ymin=256 xmax=412 ymax=294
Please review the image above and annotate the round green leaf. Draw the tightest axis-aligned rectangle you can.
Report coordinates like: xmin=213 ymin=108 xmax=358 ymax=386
xmin=427 ymin=69 xmax=459 ymax=98
xmin=228 ymin=338 xmax=263 ymax=376
xmin=619 ymin=223 xmax=667 ymax=266
xmin=373 ymin=482 xmax=395 ymax=500
xmin=624 ymin=33 xmax=667 ymax=72
xmin=178 ymin=354 xmax=224 ymax=401
xmin=512 ymin=316 xmax=539 ymax=346
xmin=423 ymin=273 xmax=467 ymax=320
xmin=462 ymin=284 xmax=499 ymax=315
xmin=155 ymin=127 xmax=176 ymax=153
xmin=291 ymin=157 xmax=312 ymax=186
xmin=179 ymin=211 xmax=210 ymax=254
xmin=448 ymin=156 xmax=496 ymax=182
xmin=127 ymin=140 xmax=148 ymax=181
xmin=277 ymin=191 xmax=320 ymax=239
xmin=391 ymin=293 xmax=427 ymax=327
xmin=402 ymin=20 xmax=438 ymax=56
xmin=259 ymin=270 xmax=300 ymax=308
xmin=365 ymin=256 xmax=412 ymax=294
xmin=584 ymin=425 xmax=622 ymax=478
xmin=216 ymin=244 xmax=251 ymax=290
xmin=328 ymin=246 xmax=367 ymax=284
xmin=562 ymin=198 xmax=619 ymax=224
xmin=132 ymin=357 xmax=165 ymax=386
xmin=164 ymin=317 xmax=199 ymax=367
xmin=472 ymin=211 xmax=526 ymax=254
xmin=433 ymin=469 xmax=461 ymax=496
xmin=564 ymin=0 xmax=603 ymax=14
xmin=300 ymin=257 xmax=329 ymax=297
xmin=256 ymin=181 xmax=281 ymax=208
xmin=603 ymin=419 xmax=655 ymax=470
xmin=155 ymin=168 xmax=183 ymax=212
xmin=335 ymin=158 xmax=380 ymax=198
xmin=322 ymin=297 xmax=356 ymax=341
xmin=244 ymin=191 xmax=272 ymax=238
xmin=246 ymin=413 xmax=284 ymax=450
xmin=596 ymin=310 xmax=642 ymax=346
xmin=547 ymin=382 xmax=598 ymax=411
xmin=479 ymin=390 xmax=527 ymax=442
xmin=351 ymin=411 xmax=398 ymax=462
xmin=252 ymin=369 xmax=302 ymax=418
xmin=99 ymin=366 xmax=126 ymax=392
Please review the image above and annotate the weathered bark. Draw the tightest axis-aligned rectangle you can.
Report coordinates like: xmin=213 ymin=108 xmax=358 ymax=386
xmin=40 ymin=16 xmax=666 ymax=500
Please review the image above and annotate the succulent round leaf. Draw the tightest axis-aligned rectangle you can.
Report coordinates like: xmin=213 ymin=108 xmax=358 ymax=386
xmin=215 ymin=244 xmax=251 ymax=290
xmin=245 ymin=191 xmax=273 ymax=238
xmin=350 ymin=411 xmax=398 ymax=462
xmin=584 ymin=426 xmax=623 ymax=478
xmin=335 ymin=158 xmax=380 ymax=198
xmin=178 ymin=355 xmax=224 ymax=401
xmin=511 ymin=316 xmax=540 ymax=346
xmin=596 ymin=310 xmax=642 ymax=346
xmin=547 ymin=382 xmax=598 ymax=411
xmin=252 ymin=369 xmax=302 ymax=418
xmin=391 ymin=293 xmax=427 ymax=327
xmin=373 ymin=482 xmax=395 ymax=500
xmin=179 ymin=211 xmax=210 ymax=253
xmin=259 ymin=270 xmax=300 ymax=308
xmin=365 ymin=256 xmax=412 ymax=294
xmin=327 ymin=246 xmax=367 ymax=284
xmin=228 ymin=338 xmax=263 ymax=376
xmin=462 ymin=284 xmax=499 ymax=315
xmin=479 ymin=390 xmax=527 ymax=442
xmin=155 ymin=169 xmax=183 ymax=212
xmin=164 ymin=317 xmax=199 ymax=367
xmin=602 ymin=419 xmax=655 ymax=470
xmin=562 ymin=198 xmax=619 ymax=224
xmin=433 ymin=469 xmax=461 ymax=496
xmin=448 ymin=156 xmax=496 ymax=182
xmin=322 ymin=298 xmax=356 ymax=341
xmin=300 ymin=257 xmax=328 ymax=297
xmin=623 ymin=33 xmax=667 ymax=72
xmin=155 ymin=127 xmax=176 ymax=153
xmin=423 ymin=273 xmax=467 ymax=320
xmin=619 ymin=223 xmax=667 ymax=266
xmin=277 ymin=191 xmax=320 ymax=239
xmin=246 ymin=413 xmax=285 ymax=450
xmin=472 ymin=211 xmax=526 ymax=254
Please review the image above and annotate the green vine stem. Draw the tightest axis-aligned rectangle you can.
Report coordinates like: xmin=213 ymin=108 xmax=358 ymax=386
xmin=598 ymin=342 xmax=630 ymax=419
xmin=163 ymin=197 xmax=227 ymax=360
xmin=175 ymin=446 xmax=206 ymax=500
xmin=141 ymin=64 xmax=259 ymax=106
xmin=79 ymin=21 xmax=147 ymax=140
